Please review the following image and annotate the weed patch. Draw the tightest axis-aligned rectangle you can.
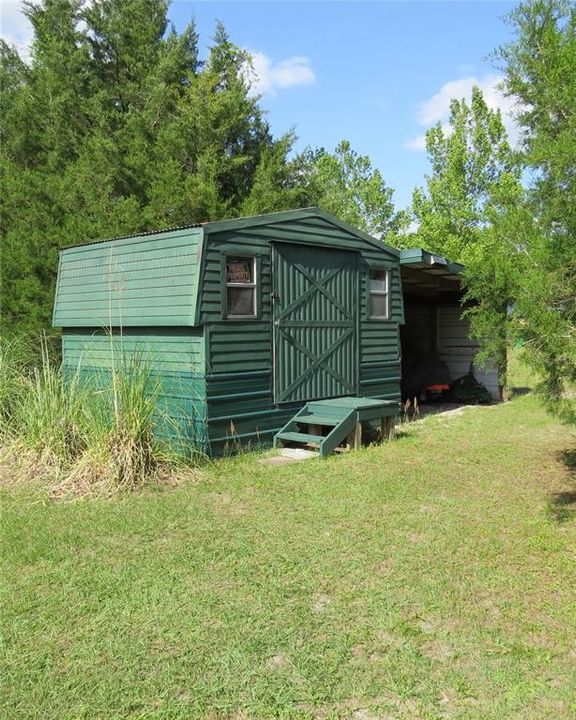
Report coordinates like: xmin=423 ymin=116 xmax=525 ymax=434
xmin=0 ymin=336 xmax=200 ymax=497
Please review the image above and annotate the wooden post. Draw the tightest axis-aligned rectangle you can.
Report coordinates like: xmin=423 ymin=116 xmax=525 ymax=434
xmin=387 ymin=416 xmax=395 ymax=441
xmin=354 ymin=421 xmax=362 ymax=451
xmin=381 ymin=416 xmax=395 ymax=442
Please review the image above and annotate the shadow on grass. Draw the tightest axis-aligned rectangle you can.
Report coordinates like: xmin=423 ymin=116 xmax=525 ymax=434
xmin=508 ymin=386 xmax=532 ymax=399
xmin=548 ymin=450 xmax=576 ymax=523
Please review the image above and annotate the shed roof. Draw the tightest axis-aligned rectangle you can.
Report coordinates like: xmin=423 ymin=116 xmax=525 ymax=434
xmin=60 ymin=207 xmax=399 ymax=257
xmin=53 ymin=208 xmax=399 ymax=329
xmin=203 ymin=207 xmax=400 ymax=258
xmin=53 ymin=226 xmax=204 ymax=328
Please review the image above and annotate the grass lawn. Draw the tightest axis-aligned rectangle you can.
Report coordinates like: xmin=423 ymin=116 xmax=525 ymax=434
xmin=2 ymin=389 xmax=576 ymax=718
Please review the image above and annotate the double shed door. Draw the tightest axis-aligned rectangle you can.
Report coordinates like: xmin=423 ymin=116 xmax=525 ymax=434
xmin=272 ymin=243 xmax=360 ymax=403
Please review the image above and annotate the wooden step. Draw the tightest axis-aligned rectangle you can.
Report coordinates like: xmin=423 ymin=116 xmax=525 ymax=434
xmin=297 ymin=415 xmax=341 ymax=427
xmin=276 ymin=431 xmax=324 ymax=446
xmin=305 ymin=403 xmax=351 ymax=418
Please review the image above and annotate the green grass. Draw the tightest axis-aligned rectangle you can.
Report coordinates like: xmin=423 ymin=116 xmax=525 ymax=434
xmin=2 ymin=392 xmax=576 ymax=718
xmin=507 ymin=347 xmax=540 ymax=396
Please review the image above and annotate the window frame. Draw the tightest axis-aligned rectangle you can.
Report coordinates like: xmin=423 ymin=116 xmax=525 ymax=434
xmin=368 ymin=267 xmax=390 ymax=320
xmin=223 ymin=254 xmax=258 ymax=320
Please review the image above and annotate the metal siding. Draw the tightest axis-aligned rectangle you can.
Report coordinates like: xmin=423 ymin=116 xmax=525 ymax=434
xmin=61 ymin=328 xmax=208 ymax=450
xmin=359 ymin=361 xmax=402 ymax=402
xmin=196 ymin=214 xmax=404 ymax=452
xmin=437 ymin=306 xmax=500 ymax=399
xmin=53 ymin=212 xmax=405 ymax=456
xmin=208 ymin=323 xmax=271 ymax=373
xmin=402 ymin=303 xmax=499 ymax=400
xmin=200 ymin=217 xmax=403 ymax=324
xmin=54 ymin=228 xmax=203 ymax=328
xmin=403 ymin=304 xmax=435 ymax=353
xmin=205 ymin=370 xmax=304 ymax=455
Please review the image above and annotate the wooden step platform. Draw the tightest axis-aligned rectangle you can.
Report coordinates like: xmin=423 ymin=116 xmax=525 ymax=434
xmin=274 ymin=396 xmax=399 ymax=458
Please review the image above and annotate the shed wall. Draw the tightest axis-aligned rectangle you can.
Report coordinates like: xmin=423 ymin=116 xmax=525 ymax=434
xmin=200 ymin=216 xmax=402 ymax=453
xmin=61 ymin=328 xmax=207 ymax=450
xmin=437 ymin=307 xmax=500 ymax=400
xmin=53 ymin=211 xmax=404 ymax=457
xmin=403 ymin=303 xmax=500 ymax=400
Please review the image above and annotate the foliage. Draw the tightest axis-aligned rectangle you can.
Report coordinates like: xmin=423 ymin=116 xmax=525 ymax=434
xmin=0 ymin=3 xmax=295 ymax=334
xmin=297 ymin=140 xmax=404 ymax=241
xmin=0 ymin=3 xmax=405 ymax=337
xmin=447 ymin=366 xmax=493 ymax=404
xmin=497 ymin=0 xmax=576 ymax=421
xmin=240 ymin=131 xmax=313 ymax=216
xmin=410 ymin=87 xmax=524 ymax=392
xmin=0 ymin=336 xmax=195 ymax=496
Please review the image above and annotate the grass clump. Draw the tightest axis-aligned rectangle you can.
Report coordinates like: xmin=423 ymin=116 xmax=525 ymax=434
xmin=0 ymin=336 xmax=193 ymax=497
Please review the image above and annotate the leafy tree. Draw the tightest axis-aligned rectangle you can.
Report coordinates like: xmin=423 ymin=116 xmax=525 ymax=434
xmin=410 ymin=87 xmax=523 ymax=396
xmin=497 ymin=0 xmax=576 ymax=421
xmin=297 ymin=140 xmax=402 ymax=241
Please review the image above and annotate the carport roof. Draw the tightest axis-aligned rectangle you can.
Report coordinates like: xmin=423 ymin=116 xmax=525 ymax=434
xmin=400 ymin=248 xmax=464 ymax=296
xmin=400 ymin=248 xmax=464 ymax=276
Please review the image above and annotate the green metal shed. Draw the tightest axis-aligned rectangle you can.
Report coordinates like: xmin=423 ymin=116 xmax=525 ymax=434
xmin=53 ymin=208 xmax=404 ymax=455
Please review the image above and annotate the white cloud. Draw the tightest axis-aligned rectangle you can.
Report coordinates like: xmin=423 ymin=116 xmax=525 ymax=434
xmin=1 ymin=0 xmax=33 ymax=61
xmin=244 ymin=51 xmax=315 ymax=96
xmin=406 ymin=73 xmax=519 ymax=151
xmin=404 ymin=134 xmax=427 ymax=152
xmin=404 ymin=120 xmax=453 ymax=152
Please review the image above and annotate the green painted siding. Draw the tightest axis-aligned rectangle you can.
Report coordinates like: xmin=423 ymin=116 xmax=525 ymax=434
xmin=53 ymin=209 xmax=405 ymax=456
xmin=204 ymin=363 xmax=400 ymax=456
xmin=199 ymin=212 xmax=403 ymax=452
xmin=53 ymin=228 xmax=204 ymax=328
xmin=61 ymin=328 xmax=207 ymax=450
xmin=359 ymin=361 xmax=401 ymax=401
xmin=199 ymin=215 xmax=402 ymax=324
xmin=207 ymin=322 xmax=271 ymax=374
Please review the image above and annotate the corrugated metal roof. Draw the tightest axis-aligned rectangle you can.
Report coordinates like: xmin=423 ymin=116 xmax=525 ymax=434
xmin=60 ymin=221 xmax=205 ymax=250
xmin=59 ymin=208 xmax=400 ymax=257
xmin=60 ymin=208 xmax=324 ymax=250
xmin=400 ymin=247 xmax=464 ymax=280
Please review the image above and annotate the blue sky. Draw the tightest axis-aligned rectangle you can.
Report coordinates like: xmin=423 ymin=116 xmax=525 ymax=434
xmin=2 ymin=0 xmax=518 ymax=211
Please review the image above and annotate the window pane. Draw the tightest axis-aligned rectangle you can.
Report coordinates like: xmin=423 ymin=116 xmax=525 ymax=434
xmin=369 ymin=269 xmax=388 ymax=292
xmin=227 ymin=287 xmax=255 ymax=316
xmin=370 ymin=292 xmax=388 ymax=318
xmin=226 ymin=257 xmax=253 ymax=285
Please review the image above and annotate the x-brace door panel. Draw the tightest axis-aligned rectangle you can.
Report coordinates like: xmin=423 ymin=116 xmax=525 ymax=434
xmin=273 ymin=243 xmax=359 ymax=403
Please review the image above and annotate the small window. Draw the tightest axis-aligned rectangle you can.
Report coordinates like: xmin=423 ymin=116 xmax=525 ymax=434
xmin=369 ymin=268 xmax=390 ymax=319
xmin=226 ymin=256 xmax=257 ymax=318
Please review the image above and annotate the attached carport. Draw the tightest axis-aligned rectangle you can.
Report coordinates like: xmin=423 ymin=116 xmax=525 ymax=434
xmin=399 ymin=248 xmax=500 ymax=401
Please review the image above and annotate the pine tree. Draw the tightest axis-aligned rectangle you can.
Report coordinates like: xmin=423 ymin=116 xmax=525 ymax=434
xmin=1 ymin=3 xmax=296 ymax=334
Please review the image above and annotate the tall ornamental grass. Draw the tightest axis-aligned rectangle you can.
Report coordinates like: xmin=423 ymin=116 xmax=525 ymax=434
xmin=0 ymin=336 xmax=195 ymax=497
